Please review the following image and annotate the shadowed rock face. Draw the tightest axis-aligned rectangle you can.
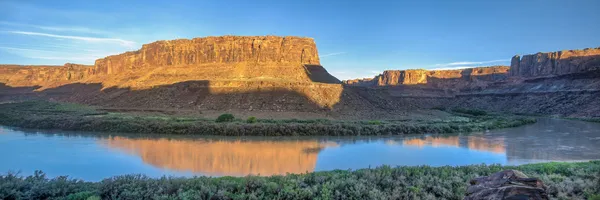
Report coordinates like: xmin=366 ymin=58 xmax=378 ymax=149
xmin=510 ymin=47 xmax=600 ymax=77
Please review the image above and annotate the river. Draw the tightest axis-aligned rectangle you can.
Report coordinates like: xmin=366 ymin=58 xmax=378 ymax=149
xmin=1 ymin=118 xmax=599 ymax=181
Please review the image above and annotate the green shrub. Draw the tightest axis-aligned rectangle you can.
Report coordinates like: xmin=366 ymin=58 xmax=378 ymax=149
xmin=246 ymin=116 xmax=257 ymax=123
xmin=216 ymin=114 xmax=235 ymax=123
xmin=367 ymin=120 xmax=382 ymax=125
xmin=0 ymin=101 xmax=536 ymax=136
xmin=589 ymin=194 xmax=600 ymax=200
xmin=0 ymin=161 xmax=598 ymax=200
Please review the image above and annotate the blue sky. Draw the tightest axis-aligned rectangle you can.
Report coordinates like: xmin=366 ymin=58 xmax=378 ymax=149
xmin=1 ymin=0 xmax=599 ymax=80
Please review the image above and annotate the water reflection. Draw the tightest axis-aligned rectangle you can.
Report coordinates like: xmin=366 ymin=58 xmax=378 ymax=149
xmin=101 ymin=137 xmax=337 ymax=176
xmin=401 ymin=135 xmax=505 ymax=154
xmin=1 ymin=118 xmax=600 ymax=180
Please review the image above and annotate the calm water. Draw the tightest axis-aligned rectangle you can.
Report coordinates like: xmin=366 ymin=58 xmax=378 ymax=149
xmin=1 ymin=118 xmax=599 ymax=181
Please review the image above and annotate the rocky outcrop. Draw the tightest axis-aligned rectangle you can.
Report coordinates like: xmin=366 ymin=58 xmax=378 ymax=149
xmin=0 ymin=36 xmax=326 ymax=89
xmin=344 ymin=66 xmax=510 ymax=87
xmin=0 ymin=63 xmax=93 ymax=88
xmin=0 ymin=36 xmax=344 ymax=110
xmin=92 ymin=36 xmax=320 ymax=76
xmin=510 ymin=47 xmax=600 ymax=77
xmin=1 ymin=36 xmax=599 ymax=118
xmin=464 ymin=170 xmax=548 ymax=200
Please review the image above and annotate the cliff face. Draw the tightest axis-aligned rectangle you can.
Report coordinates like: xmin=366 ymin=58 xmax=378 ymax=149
xmin=93 ymin=36 xmax=320 ymax=76
xmin=0 ymin=36 xmax=343 ymax=110
xmin=0 ymin=36 xmax=327 ymax=89
xmin=510 ymin=47 xmax=600 ymax=77
xmin=345 ymin=66 xmax=510 ymax=87
xmin=0 ymin=63 xmax=93 ymax=88
xmin=1 ymin=36 xmax=599 ymax=117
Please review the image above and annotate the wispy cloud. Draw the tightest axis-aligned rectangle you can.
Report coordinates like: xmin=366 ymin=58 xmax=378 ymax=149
xmin=321 ymin=52 xmax=346 ymax=58
xmin=26 ymin=56 xmax=98 ymax=62
xmin=6 ymin=31 xmax=136 ymax=47
xmin=0 ymin=21 xmax=111 ymax=35
xmin=330 ymin=70 xmax=380 ymax=81
xmin=0 ymin=46 xmax=115 ymax=63
xmin=430 ymin=66 xmax=480 ymax=70
xmin=433 ymin=59 xmax=509 ymax=67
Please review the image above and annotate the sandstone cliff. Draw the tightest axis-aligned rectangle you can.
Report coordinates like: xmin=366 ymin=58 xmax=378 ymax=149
xmin=0 ymin=63 xmax=93 ymax=88
xmin=344 ymin=66 xmax=510 ymax=88
xmin=87 ymin=36 xmax=331 ymax=88
xmin=510 ymin=47 xmax=600 ymax=77
xmin=0 ymin=36 xmax=333 ymax=89
xmin=1 ymin=36 xmax=599 ymax=118
xmin=0 ymin=36 xmax=343 ymax=111
xmin=94 ymin=36 xmax=320 ymax=75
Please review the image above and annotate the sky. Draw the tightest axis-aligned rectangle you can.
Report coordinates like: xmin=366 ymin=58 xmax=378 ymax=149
xmin=1 ymin=0 xmax=599 ymax=80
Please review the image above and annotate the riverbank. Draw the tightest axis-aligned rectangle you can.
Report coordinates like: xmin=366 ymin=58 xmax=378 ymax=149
xmin=1 ymin=161 xmax=598 ymax=200
xmin=566 ymin=117 xmax=600 ymax=123
xmin=0 ymin=101 xmax=535 ymax=136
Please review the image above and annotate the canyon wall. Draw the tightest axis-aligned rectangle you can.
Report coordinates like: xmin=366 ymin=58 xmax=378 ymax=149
xmin=94 ymin=36 xmax=320 ymax=76
xmin=0 ymin=36 xmax=598 ymax=117
xmin=344 ymin=66 xmax=510 ymax=88
xmin=509 ymin=47 xmax=600 ymax=77
xmin=0 ymin=36 xmax=344 ymax=111
xmin=0 ymin=63 xmax=93 ymax=88
xmin=0 ymin=36 xmax=332 ymax=89
xmin=346 ymin=47 xmax=600 ymax=88
xmin=89 ymin=36 xmax=327 ymax=87
xmin=340 ymin=48 xmax=600 ymax=117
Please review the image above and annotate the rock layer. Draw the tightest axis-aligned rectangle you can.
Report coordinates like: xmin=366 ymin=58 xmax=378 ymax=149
xmin=1 ymin=36 xmax=599 ymax=118
xmin=0 ymin=63 xmax=92 ymax=88
xmin=509 ymin=47 xmax=600 ymax=77
xmin=93 ymin=36 xmax=320 ymax=76
xmin=1 ymin=36 xmax=328 ymax=89
xmin=344 ymin=66 xmax=510 ymax=88
xmin=0 ymin=36 xmax=343 ymax=110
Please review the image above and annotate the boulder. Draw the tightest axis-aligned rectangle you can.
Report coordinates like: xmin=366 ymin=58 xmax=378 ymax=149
xmin=464 ymin=170 xmax=548 ymax=200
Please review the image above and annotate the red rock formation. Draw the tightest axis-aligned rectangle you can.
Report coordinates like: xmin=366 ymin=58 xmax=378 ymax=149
xmin=509 ymin=47 xmax=600 ymax=77
xmin=92 ymin=36 xmax=320 ymax=77
xmin=0 ymin=36 xmax=327 ymax=89
xmin=345 ymin=66 xmax=510 ymax=87
xmin=0 ymin=36 xmax=343 ymax=110
xmin=0 ymin=63 xmax=93 ymax=88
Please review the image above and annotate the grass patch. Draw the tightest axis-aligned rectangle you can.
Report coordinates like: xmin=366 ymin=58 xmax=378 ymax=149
xmin=246 ymin=116 xmax=257 ymax=124
xmin=0 ymin=101 xmax=536 ymax=136
xmin=1 ymin=161 xmax=598 ymax=200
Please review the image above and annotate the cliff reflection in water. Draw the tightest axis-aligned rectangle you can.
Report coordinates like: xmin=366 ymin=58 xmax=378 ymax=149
xmin=101 ymin=137 xmax=337 ymax=176
xmin=401 ymin=135 xmax=506 ymax=154
xmin=95 ymin=119 xmax=600 ymax=177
